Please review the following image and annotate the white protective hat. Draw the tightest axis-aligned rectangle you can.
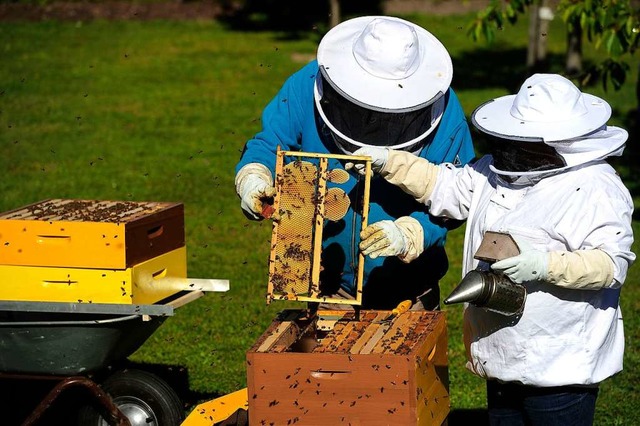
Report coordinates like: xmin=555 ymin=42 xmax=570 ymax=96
xmin=316 ymin=16 xmax=453 ymax=110
xmin=471 ymin=73 xmax=627 ymax=176
xmin=472 ymin=73 xmax=611 ymax=142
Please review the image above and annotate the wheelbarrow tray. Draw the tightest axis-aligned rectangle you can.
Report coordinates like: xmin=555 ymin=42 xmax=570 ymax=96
xmin=0 ymin=291 xmax=199 ymax=376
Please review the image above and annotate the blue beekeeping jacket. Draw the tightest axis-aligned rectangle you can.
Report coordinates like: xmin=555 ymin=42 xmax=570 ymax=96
xmin=236 ymin=60 xmax=475 ymax=309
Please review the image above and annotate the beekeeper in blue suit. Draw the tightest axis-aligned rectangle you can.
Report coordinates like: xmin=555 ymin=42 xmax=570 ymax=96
xmin=235 ymin=16 xmax=475 ymax=310
xmin=349 ymin=73 xmax=635 ymax=424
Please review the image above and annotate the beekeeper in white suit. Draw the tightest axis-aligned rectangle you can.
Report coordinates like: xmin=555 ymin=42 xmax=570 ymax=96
xmin=348 ymin=74 xmax=635 ymax=425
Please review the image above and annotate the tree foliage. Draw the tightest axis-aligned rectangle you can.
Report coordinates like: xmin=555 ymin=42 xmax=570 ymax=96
xmin=559 ymin=0 xmax=640 ymax=89
xmin=467 ymin=0 xmax=640 ymax=90
xmin=467 ymin=0 xmax=534 ymax=44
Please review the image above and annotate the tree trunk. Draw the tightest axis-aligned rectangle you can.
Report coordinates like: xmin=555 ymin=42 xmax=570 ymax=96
xmin=636 ymin=63 xmax=640 ymax=133
xmin=565 ymin=24 xmax=583 ymax=76
xmin=329 ymin=0 xmax=341 ymax=28
xmin=526 ymin=2 xmax=539 ymax=70
xmin=527 ymin=0 xmax=552 ymax=74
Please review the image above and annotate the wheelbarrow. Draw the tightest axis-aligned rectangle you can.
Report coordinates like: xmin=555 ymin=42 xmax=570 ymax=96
xmin=0 ymin=285 xmax=228 ymax=426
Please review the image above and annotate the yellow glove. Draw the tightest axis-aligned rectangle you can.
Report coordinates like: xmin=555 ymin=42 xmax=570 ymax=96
xmin=382 ymin=150 xmax=439 ymax=204
xmin=547 ymin=249 xmax=615 ymax=290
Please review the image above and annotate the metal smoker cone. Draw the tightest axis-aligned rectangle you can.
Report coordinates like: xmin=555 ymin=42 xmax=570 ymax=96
xmin=443 ymin=269 xmax=490 ymax=306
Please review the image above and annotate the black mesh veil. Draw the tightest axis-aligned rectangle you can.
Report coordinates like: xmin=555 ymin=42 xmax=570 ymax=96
xmin=315 ymin=67 xmax=444 ymax=151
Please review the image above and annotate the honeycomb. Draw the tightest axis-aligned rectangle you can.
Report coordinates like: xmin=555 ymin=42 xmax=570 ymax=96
xmin=267 ymin=150 xmax=371 ymax=305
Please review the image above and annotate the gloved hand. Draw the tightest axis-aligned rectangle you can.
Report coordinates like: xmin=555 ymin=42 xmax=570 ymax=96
xmin=235 ymin=164 xmax=276 ymax=221
xmin=491 ymin=237 xmax=549 ymax=283
xmin=359 ymin=220 xmax=407 ymax=259
xmin=345 ymin=147 xmax=389 ymax=176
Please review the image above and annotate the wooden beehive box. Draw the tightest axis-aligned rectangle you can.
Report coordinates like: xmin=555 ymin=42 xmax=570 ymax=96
xmin=0 ymin=246 xmax=187 ymax=305
xmin=0 ymin=199 xmax=185 ymax=269
xmin=0 ymin=199 xmax=188 ymax=305
xmin=247 ymin=309 xmax=449 ymax=425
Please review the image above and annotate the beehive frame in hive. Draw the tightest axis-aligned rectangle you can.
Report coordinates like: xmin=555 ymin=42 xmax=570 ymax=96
xmin=267 ymin=149 xmax=371 ymax=306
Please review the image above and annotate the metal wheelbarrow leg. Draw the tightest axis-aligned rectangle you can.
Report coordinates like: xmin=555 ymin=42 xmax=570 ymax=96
xmin=0 ymin=291 xmax=219 ymax=425
xmin=0 ymin=373 xmax=131 ymax=426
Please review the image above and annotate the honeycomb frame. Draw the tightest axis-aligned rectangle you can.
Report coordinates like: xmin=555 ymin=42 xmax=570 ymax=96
xmin=267 ymin=149 xmax=371 ymax=306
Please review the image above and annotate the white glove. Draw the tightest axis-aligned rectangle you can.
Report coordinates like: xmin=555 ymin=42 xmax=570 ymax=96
xmin=345 ymin=147 xmax=389 ymax=175
xmin=235 ymin=163 xmax=276 ymax=220
xmin=491 ymin=238 xmax=549 ymax=283
xmin=359 ymin=220 xmax=407 ymax=259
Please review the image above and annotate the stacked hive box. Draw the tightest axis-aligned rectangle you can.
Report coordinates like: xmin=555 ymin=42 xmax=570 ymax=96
xmin=250 ymin=150 xmax=449 ymax=425
xmin=0 ymin=199 xmax=186 ymax=305
xmin=247 ymin=309 xmax=449 ymax=425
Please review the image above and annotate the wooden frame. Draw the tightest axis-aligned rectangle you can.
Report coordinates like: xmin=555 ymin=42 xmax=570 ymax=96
xmin=267 ymin=149 xmax=371 ymax=306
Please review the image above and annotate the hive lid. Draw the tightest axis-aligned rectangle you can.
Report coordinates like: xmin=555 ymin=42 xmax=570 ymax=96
xmin=0 ymin=198 xmax=182 ymax=223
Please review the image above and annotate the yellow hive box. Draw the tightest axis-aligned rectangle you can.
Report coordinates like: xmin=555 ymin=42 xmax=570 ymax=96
xmin=0 ymin=199 xmax=185 ymax=269
xmin=0 ymin=246 xmax=187 ymax=305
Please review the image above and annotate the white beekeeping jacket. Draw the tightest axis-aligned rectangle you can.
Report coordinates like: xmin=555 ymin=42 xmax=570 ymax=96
xmin=428 ymin=155 xmax=635 ymax=386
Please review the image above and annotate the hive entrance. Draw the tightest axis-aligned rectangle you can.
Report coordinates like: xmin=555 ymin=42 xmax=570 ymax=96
xmin=267 ymin=149 xmax=371 ymax=306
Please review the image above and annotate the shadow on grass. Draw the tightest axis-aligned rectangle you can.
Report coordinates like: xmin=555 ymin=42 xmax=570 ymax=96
xmin=452 ymin=47 xmax=531 ymax=93
xmin=217 ymin=0 xmax=383 ymax=42
xmin=449 ymin=408 xmax=490 ymax=424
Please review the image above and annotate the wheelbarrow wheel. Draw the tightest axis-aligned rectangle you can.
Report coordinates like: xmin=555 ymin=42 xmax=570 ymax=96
xmin=77 ymin=368 xmax=184 ymax=426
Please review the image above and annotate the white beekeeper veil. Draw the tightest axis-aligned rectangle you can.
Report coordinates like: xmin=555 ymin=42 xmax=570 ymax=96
xmin=314 ymin=16 xmax=453 ymax=154
xmin=471 ymin=73 xmax=627 ymax=180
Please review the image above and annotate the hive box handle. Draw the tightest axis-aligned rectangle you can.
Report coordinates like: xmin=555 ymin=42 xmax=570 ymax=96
xmin=36 ymin=235 xmax=71 ymax=245
xmin=147 ymin=225 xmax=164 ymax=239
xmin=310 ymin=370 xmax=351 ymax=380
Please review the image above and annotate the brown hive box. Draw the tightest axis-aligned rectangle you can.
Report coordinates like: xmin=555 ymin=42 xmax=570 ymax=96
xmin=0 ymin=199 xmax=185 ymax=269
xmin=247 ymin=309 xmax=449 ymax=425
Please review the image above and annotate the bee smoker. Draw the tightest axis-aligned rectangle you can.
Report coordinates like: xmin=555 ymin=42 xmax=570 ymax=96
xmin=443 ymin=231 xmax=527 ymax=316
xmin=444 ymin=269 xmax=526 ymax=316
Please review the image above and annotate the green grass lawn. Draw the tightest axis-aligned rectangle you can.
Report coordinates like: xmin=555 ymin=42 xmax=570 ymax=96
xmin=1 ymin=11 xmax=638 ymax=424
